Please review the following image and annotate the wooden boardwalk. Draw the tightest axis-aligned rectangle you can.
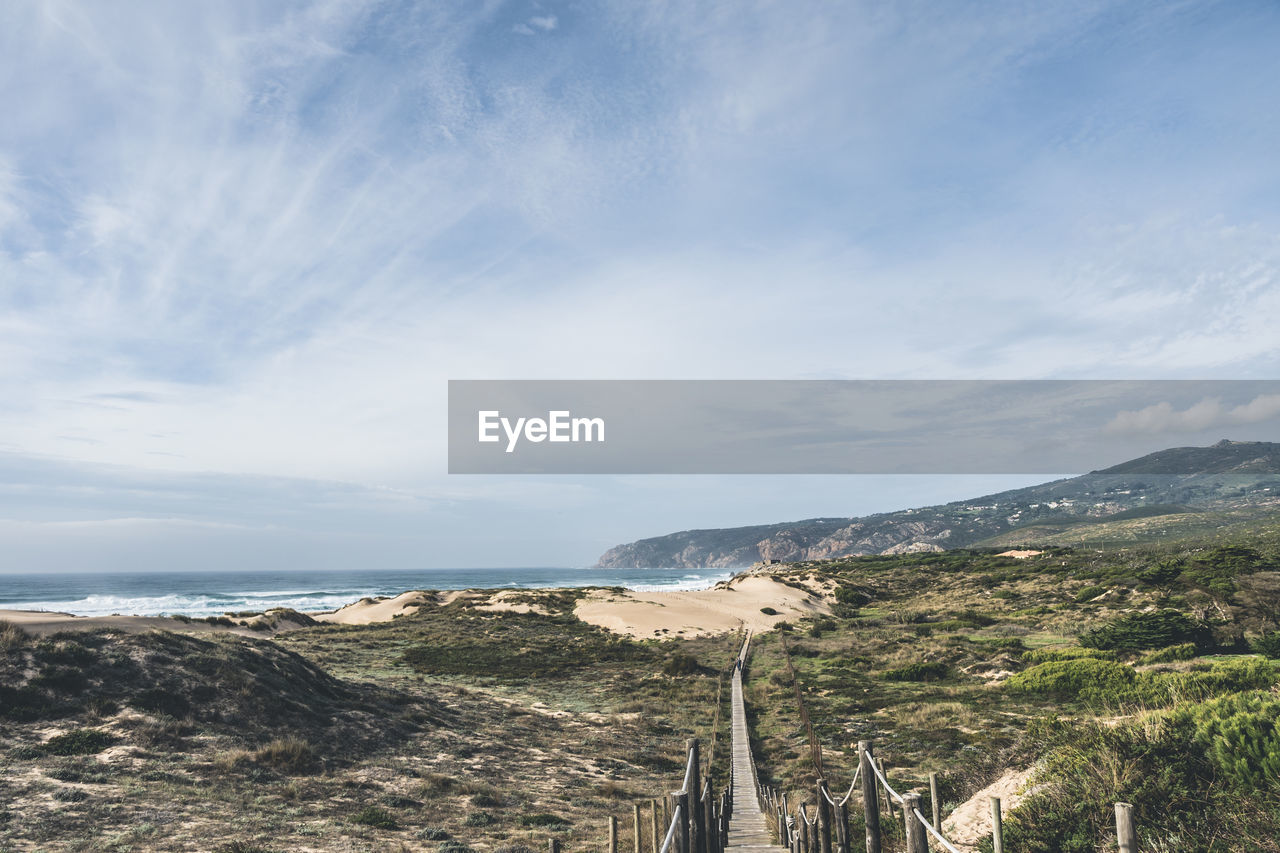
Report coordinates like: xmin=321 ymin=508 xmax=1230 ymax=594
xmin=726 ymin=653 xmax=787 ymax=853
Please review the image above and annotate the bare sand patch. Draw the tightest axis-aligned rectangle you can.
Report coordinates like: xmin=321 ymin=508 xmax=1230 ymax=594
xmin=942 ymin=766 xmax=1040 ymax=850
xmin=312 ymin=590 xmax=433 ymax=624
xmin=574 ymin=574 xmax=829 ymax=639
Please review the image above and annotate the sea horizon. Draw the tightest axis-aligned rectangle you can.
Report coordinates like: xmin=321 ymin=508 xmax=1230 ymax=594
xmin=0 ymin=566 xmax=740 ymax=618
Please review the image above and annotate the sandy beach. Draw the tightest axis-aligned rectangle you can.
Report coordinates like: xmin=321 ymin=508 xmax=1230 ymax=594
xmin=0 ymin=569 xmax=830 ymax=639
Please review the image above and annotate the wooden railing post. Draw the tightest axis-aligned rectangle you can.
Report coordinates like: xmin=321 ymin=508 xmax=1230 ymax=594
xmin=677 ymin=792 xmax=691 ymax=853
xmin=859 ymin=741 xmax=881 ymax=853
xmin=549 ymin=839 xmax=561 ymax=853
xmin=833 ymin=799 xmax=850 ymax=853
xmin=1115 ymin=802 xmax=1137 ymax=853
xmin=877 ymin=759 xmax=891 ymax=818
xmin=817 ymin=781 xmax=833 ymax=853
xmin=633 ymin=803 xmax=642 ymax=853
xmin=688 ymin=740 xmax=703 ymax=853
xmin=610 ymin=815 xmax=619 ymax=853
xmin=902 ymin=793 xmax=927 ymax=853
xmin=991 ymin=797 xmax=1004 ymax=853
xmin=652 ymin=799 xmax=661 ymax=853
xmin=929 ymin=773 xmax=940 ymax=832
xmin=703 ymin=784 xmax=716 ymax=853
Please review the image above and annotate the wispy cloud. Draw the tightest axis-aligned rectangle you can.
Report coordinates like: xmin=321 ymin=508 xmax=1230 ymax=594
xmin=1 ymin=1 xmax=1279 ymax=568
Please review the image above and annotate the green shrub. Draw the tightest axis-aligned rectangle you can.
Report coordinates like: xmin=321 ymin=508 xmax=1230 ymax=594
xmin=463 ymin=811 xmax=496 ymax=827
xmin=350 ymin=806 xmax=398 ymax=829
xmin=1007 ymin=658 xmax=1135 ymax=696
xmin=45 ymin=729 xmax=117 ymax=756
xmin=1182 ymin=690 xmax=1280 ymax=790
xmin=1022 ymin=647 xmax=1113 ymax=664
xmin=1073 ymin=585 xmax=1107 ymax=603
xmin=662 ymin=654 xmax=701 ymax=676
xmin=1251 ymin=631 xmax=1280 ymax=659
xmin=882 ymin=661 xmax=949 ymax=682
xmin=834 ymin=585 xmax=871 ymax=607
xmin=1079 ymin=609 xmax=1212 ymax=652
xmin=759 ymin=607 xmax=779 ymax=616
xmin=1139 ymin=643 xmax=1197 ymax=665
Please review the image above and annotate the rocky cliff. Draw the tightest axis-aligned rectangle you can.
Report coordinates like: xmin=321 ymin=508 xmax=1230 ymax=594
xmin=594 ymin=440 xmax=1280 ymax=568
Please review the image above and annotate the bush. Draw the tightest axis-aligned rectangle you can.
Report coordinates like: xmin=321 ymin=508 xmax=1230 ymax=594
xmin=418 ymin=827 xmax=451 ymax=841
xmin=0 ymin=620 xmax=27 ymax=650
xmin=882 ymin=661 xmax=949 ymax=682
xmin=254 ymin=737 xmax=317 ymax=773
xmin=350 ymin=806 xmax=398 ymax=829
xmin=1079 ymin=609 xmax=1212 ymax=652
xmin=662 ymin=654 xmax=701 ymax=676
xmin=1182 ymin=690 xmax=1280 ymax=791
xmin=1073 ymin=585 xmax=1107 ymax=603
xmin=760 ymin=607 xmax=779 ymax=616
xmin=463 ymin=811 xmax=496 ymax=827
xmin=1139 ymin=643 xmax=1197 ymax=665
xmin=44 ymin=729 xmax=117 ymax=756
xmin=1251 ymin=631 xmax=1280 ymax=659
xmin=1008 ymin=659 xmax=1135 ymax=696
xmin=1021 ymin=647 xmax=1113 ymax=664
xmin=834 ymin=585 xmax=871 ymax=607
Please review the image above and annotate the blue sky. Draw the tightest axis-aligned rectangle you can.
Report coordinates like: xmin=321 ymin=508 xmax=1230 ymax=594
xmin=2 ymin=0 xmax=1279 ymax=570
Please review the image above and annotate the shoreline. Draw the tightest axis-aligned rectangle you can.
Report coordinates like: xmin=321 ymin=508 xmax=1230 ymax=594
xmin=0 ymin=566 xmax=829 ymax=639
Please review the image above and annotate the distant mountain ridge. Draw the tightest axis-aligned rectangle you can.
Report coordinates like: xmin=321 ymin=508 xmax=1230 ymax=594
xmin=595 ymin=440 xmax=1280 ymax=568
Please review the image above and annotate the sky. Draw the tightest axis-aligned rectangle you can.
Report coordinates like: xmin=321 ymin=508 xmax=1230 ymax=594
xmin=2 ymin=0 xmax=1279 ymax=571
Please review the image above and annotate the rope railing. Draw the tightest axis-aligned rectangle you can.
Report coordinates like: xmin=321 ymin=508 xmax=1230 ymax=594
xmin=868 ymin=755 xmax=902 ymax=805
xmin=658 ymin=804 xmax=683 ymax=853
xmin=914 ymin=807 xmax=964 ymax=853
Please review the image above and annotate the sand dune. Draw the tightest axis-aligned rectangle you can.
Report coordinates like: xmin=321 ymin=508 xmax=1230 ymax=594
xmin=575 ymin=574 xmax=830 ymax=639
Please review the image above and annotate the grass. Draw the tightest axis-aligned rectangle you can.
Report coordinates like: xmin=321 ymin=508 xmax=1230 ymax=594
xmin=5 ymin=535 xmax=1279 ymax=852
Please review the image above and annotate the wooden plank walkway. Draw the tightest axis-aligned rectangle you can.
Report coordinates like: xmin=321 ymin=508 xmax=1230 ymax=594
xmin=727 ymin=652 xmax=788 ymax=853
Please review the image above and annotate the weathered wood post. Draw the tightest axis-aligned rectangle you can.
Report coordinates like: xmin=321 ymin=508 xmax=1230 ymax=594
xmin=929 ymin=773 xmax=940 ymax=832
xmin=634 ymin=803 xmax=642 ymax=853
xmin=833 ymin=799 xmax=850 ymax=853
xmin=799 ymin=806 xmax=810 ymax=853
xmin=703 ymin=785 xmax=716 ymax=853
xmin=817 ymin=780 xmax=833 ymax=853
xmin=652 ymin=799 xmax=661 ymax=853
xmin=549 ymin=839 xmax=561 ymax=853
xmin=688 ymin=740 xmax=703 ymax=853
xmin=877 ymin=759 xmax=891 ymax=818
xmin=859 ymin=741 xmax=882 ymax=853
xmin=991 ymin=797 xmax=1004 ymax=853
xmin=1115 ymin=802 xmax=1137 ymax=853
xmin=902 ymin=793 xmax=928 ymax=853
xmin=610 ymin=815 xmax=619 ymax=853
xmin=677 ymin=791 xmax=691 ymax=853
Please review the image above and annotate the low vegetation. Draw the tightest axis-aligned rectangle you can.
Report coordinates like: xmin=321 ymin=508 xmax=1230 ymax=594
xmin=3 ymin=530 xmax=1279 ymax=851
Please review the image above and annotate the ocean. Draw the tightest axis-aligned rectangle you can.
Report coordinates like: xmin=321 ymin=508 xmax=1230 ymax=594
xmin=0 ymin=566 xmax=738 ymax=618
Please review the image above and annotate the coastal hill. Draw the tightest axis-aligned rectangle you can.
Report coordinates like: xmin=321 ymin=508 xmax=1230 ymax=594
xmin=595 ymin=440 xmax=1280 ymax=568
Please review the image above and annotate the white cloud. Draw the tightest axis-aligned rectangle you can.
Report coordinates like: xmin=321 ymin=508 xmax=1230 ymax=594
xmin=1105 ymin=394 xmax=1280 ymax=436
